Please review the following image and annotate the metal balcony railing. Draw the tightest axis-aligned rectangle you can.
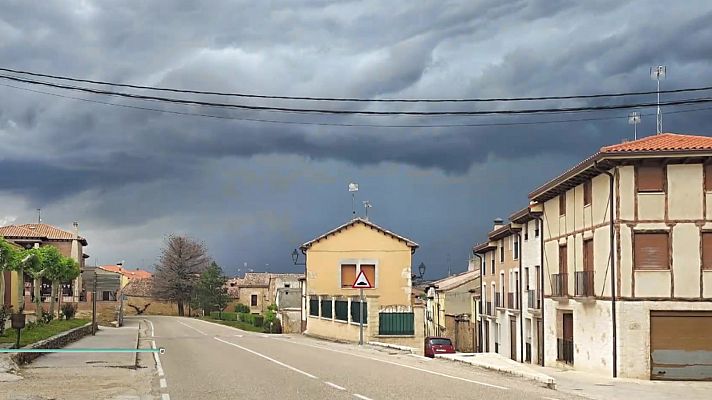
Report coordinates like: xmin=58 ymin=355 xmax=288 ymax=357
xmin=527 ymin=290 xmax=540 ymax=309
xmin=551 ymin=273 xmax=568 ymax=297
xmin=557 ymin=338 xmax=574 ymax=364
xmin=575 ymin=271 xmax=595 ymax=297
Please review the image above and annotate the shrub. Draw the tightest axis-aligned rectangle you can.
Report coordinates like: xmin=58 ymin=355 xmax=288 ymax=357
xmin=0 ymin=304 xmax=12 ymax=335
xmin=263 ymin=318 xmax=282 ymax=334
xmin=234 ymin=304 xmax=250 ymax=313
xmin=209 ymin=311 xmax=221 ymax=319
xmin=220 ymin=311 xmax=238 ymax=321
xmin=61 ymin=303 xmax=77 ymax=320
xmin=252 ymin=315 xmax=264 ymax=327
xmin=238 ymin=312 xmax=254 ymax=324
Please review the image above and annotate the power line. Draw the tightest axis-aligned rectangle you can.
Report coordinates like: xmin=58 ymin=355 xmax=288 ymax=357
xmin=2 ymin=66 xmax=712 ymax=103
xmin=2 ymin=73 xmax=712 ymax=116
xmin=3 ymin=81 xmax=712 ymax=129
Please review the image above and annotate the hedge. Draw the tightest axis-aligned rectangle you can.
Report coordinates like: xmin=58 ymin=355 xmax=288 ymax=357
xmin=209 ymin=311 xmax=238 ymax=321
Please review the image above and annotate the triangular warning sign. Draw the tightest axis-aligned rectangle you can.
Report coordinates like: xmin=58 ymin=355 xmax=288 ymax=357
xmin=352 ymin=270 xmax=373 ymax=289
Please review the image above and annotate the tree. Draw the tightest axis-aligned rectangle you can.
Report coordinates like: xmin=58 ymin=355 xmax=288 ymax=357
xmin=16 ymin=250 xmax=39 ymax=313
xmin=22 ymin=246 xmax=78 ymax=317
xmin=0 ymin=238 xmax=20 ymax=308
xmin=195 ymin=262 xmax=229 ymax=316
xmin=153 ymin=235 xmax=211 ymax=316
xmin=45 ymin=255 xmax=80 ymax=318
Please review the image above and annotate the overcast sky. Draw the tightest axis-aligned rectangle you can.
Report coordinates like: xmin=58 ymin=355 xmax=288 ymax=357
xmin=1 ymin=1 xmax=711 ymax=278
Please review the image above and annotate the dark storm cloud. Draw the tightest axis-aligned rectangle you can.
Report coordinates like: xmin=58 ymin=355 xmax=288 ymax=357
xmin=1 ymin=0 xmax=712 ymax=274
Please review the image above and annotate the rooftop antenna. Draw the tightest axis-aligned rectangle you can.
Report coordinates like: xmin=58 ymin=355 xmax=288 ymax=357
xmin=628 ymin=111 xmax=641 ymax=140
xmin=348 ymin=183 xmax=359 ymax=218
xmin=36 ymin=208 xmax=41 ymax=223
xmin=362 ymin=200 xmax=372 ymax=220
xmin=650 ymin=65 xmax=666 ymax=134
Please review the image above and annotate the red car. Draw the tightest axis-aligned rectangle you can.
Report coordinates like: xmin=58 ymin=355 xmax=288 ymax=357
xmin=424 ymin=336 xmax=455 ymax=358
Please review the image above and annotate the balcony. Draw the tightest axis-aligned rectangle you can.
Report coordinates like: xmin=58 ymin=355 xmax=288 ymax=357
xmin=557 ymin=338 xmax=574 ymax=365
xmin=527 ymin=290 xmax=541 ymax=310
xmin=575 ymin=271 xmax=595 ymax=301
xmin=551 ymin=273 xmax=569 ymax=300
xmin=495 ymin=292 xmax=502 ymax=309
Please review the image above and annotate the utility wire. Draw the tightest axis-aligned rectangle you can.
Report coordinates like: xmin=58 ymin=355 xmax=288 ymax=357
xmin=2 ymin=66 xmax=712 ymax=103
xmin=2 ymin=74 xmax=712 ymax=116
xmin=3 ymin=82 xmax=712 ymax=129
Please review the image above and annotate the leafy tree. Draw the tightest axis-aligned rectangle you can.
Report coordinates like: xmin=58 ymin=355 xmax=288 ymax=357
xmin=0 ymin=238 xmax=19 ymax=308
xmin=45 ymin=254 xmax=80 ymax=318
xmin=195 ymin=262 xmax=229 ymax=316
xmin=153 ymin=235 xmax=211 ymax=316
xmin=22 ymin=246 xmax=78 ymax=317
xmin=16 ymin=249 xmax=39 ymax=312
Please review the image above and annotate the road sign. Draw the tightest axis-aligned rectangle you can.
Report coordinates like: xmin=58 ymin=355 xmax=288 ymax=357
xmin=352 ymin=270 xmax=373 ymax=289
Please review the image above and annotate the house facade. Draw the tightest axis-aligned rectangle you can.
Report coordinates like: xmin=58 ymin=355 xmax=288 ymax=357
xmin=299 ymin=218 xmax=424 ymax=349
xmin=529 ymin=133 xmax=712 ymax=380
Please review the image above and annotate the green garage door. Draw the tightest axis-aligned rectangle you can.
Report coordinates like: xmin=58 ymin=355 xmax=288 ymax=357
xmin=650 ymin=311 xmax=712 ymax=380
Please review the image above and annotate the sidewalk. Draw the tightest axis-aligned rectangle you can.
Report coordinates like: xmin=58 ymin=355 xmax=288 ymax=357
xmin=435 ymin=352 xmax=556 ymax=388
xmin=529 ymin=364 xmax=712 ymax=400
xmin=30 ymin=318 xmax=140 ymax=369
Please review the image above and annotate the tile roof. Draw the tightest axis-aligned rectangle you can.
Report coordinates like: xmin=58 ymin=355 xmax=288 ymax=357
xmin=0 ymin=223 xmax=88 ymax=245
xmin=99 ymin=265 xmax=152 ymax=280
xmin=0 ymin=225 xmax=40 ymax=238
xmin=601 ymin=133 xmax=712 ymax=153
xmin=300 ymin=217 xmax=419 ymax=250
xmin=431 ymin=270 xmax=480 ymax=291
xmin=122 ymin=278 xmax=154 ymax=297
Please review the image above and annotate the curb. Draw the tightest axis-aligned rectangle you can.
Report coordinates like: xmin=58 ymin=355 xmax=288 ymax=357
xmin=11 ymin=322 xmax=93 ymax=365
xmin=133 ymin=321 xmax=141 ymax=367
xmin=436 ymin=354 xmax=557 ymax=389
xmin=367 ymin=341 xmax=416 ymax=353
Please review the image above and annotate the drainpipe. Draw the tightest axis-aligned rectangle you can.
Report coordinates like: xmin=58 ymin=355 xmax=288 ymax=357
xmin=518 ymin=232 xmax=524 ymax=363
xmin=595 ymin=161 xmax=617 ymax=378
xmin=472 ymin=251 xmax=483 ymax=352
xmin=530 ymin=210 xmax=545 ymax=367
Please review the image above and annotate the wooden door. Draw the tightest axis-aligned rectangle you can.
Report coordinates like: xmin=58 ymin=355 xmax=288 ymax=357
xmin=510 ymin=317 xmax=517 ymax=361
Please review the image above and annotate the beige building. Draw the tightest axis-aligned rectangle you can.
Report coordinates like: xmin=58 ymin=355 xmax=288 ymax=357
xmin=299 ymin=218 xmax=424 ymax=349
xmin=529 ymin=133 xmax=712 ymax=380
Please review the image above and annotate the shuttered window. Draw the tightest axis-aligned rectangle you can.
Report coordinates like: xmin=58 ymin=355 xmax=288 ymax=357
xmin=583 ymin=239 xmax=594 ymax=272
xmin=638 ymin=166 xmax=665 ymax=192
xmin=583 ymin=180 xmax=592 ymax=206
xmin=360 ymin=264 xmax=376 ymax=288
xmin=705 ymin=165 xmax=712 ymax=191
xmin=703 ymin=233 xmax=712 ymax=270
xmin=559 ymin=194 xmax=566 ymax=216
xmin=341 ymin=264 xmax=356 ymax=288
xmin=634 ymin=233 xmax=669 ymax=270
xmin=559 ymin=245 xmax=567 ymax=274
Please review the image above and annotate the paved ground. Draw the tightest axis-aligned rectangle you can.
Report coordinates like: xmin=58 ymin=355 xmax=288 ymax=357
xmin=146 ymin=316 xmax=581 ymax=400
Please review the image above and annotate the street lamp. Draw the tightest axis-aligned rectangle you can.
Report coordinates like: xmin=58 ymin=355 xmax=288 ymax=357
xmin=292 ymin=249 xmax=305 ymax=266
xmin=412 ymin=262 xmax=426 ymax=282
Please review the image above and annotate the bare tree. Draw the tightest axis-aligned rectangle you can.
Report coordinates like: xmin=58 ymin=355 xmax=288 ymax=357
xmin=152 ymin=235 xmax=211 ymax=316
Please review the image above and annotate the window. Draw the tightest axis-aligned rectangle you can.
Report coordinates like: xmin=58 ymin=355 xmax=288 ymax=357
xmin=284 ymin=283 xmax=290 ymax=288
xmin=524 ymin=267 xmax=530 ymax=290
xmin=482 ymin=255 xmax=486 ymax=276
xmin=704 ymin=233 xmax=712 ymax=270
xmin=583 ymin=239 xmax=594 ymax=272
xmin=634 ymin=233 xmax=669 ymax=270
xmin=524 ymin=222 xmax=529 ymax=241
xmin=102 ymin=291 xmax=112 ymax=301
xmin=341 ymin=264 xmax=357 ymax=288
xmin=559 ymin=245 xmax=567 ymax=274
xmin=559 ymin=193 xmax=566 ymax=216
xmin=706 ymin=165 xmax=712 ymax=191
xmin=583 ymin=180 xmax=592 ymax=206
xmin=513 ymin=236 xmax=519 ymax=260
xmin=251 ymin=294 xmax=258 ymax=306
xmin=360 ymin=264 xmax=376 ymax=287
xmin=638 ymin=165 xmax=665 ymax=192
xmin=534 ymin=219 xmax=540 ymax=237
xmin=491 ymin=258 xmax=495 ymax=274
xmin=500 ymin=244 xmax=505 ymax=262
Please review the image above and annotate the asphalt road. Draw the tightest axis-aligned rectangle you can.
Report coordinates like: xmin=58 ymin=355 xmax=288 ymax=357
xmin=142 ymin=316 xmax=583 ymax=400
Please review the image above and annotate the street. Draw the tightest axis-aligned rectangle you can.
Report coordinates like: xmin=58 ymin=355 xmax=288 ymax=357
xmin=146 ymin=316 xmax=581 ymax=400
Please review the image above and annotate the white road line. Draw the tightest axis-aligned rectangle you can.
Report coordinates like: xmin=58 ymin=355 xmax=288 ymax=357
xmin=160 ymin=378 xmax=167 ymax=389
xmin=269 ymin=337 xmax=508 ymax=390
xmin=151 ymin=340 xmax=165 ymax=377
xmin=353 ymin=394 xmax=373 ymax=400
xmin=148 ymin=319 xmax=156 ymax=337
xmin=176 ymin=319 xmax=208 ymax=335
xmin=161 ymin=394 xmax=170 ymax=400
xmin=542 ymin=397 xmax=559 ymax=400
xmin=214 ymin=337 xmax=318 ymax=379
xmin=234 ymin=334 xmax=243 ymax=337
xmin=324 ymin=381 xmax=346 ymax=391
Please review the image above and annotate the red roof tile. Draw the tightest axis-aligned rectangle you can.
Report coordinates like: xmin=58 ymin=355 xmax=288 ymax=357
xmin=99 ymin=265 xmax=153 ymax=280
xmin=601 ymin=133 xmax=712 ymax=153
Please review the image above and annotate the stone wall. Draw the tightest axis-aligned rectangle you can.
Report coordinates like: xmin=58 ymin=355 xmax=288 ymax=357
xmin=11 ymin=322 xmax=93 ymax=365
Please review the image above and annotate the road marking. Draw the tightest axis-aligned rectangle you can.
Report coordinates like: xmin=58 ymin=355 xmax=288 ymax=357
xmin=176 ymin=319 xmax=208 ymax=335
xmin=148 ymin=320 xmax=156 ymax=337
xmin=162 ymin=394 xmax=170 ymax=400
xmin=542 ymin=397 xmax=559 ymax=400
xmin=353 ymin=394 xmax=373 ymax=400
xmin=269 ymin=337 xmax=507 ymax=390
xmin=160 ymin=378 xmax=167 ymax=388
xmin=151 ymin=340 xmax=165 ymax=377
xmin=324 ymin=381 xmax=346 ymax=391
xmin=214 ymin=337 xmax=318 ymax=379
xmin=234 ymin=334 xmax=243 ymax=337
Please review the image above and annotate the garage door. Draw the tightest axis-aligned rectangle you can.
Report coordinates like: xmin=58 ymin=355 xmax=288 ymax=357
xmin=650 ymin=311 xmax=712 ymax=380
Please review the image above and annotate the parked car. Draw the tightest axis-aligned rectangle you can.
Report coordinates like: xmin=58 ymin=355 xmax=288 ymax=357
xmin=424 ymin=336 xmax=455 ymax=358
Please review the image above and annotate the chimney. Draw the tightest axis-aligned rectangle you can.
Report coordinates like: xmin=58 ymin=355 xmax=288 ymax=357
xmin=73 ymin=221 xmax=79 ymax=239
xmin=493 ymin=218 xmax=504 ymax=230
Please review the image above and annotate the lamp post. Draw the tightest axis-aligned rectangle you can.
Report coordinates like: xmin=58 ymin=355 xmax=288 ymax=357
xmin=292 ymin=248 xmax=307 ymax=333
xmin=411 ymin=262 xmax=426 ymax=283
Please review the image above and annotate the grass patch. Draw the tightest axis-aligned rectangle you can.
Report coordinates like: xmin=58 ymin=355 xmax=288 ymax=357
xmin=0 ymin=319 xmax=90 ymax=347
xmin=198 ymin=316 xmax=264 ymax=333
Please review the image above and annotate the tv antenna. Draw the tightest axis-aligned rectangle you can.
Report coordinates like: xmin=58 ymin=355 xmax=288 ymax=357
xmin=362 ymin=200 xmax=372 ymax=220
xmin=36 ymin=208 xmax=41 ymax=223
xmin=348 ymin=183 xmax=359 ymax=217
xmin=650 ymin=65 xmax=666 ymax=134
xmin=628 ymin=112 xmax=641 ymax=140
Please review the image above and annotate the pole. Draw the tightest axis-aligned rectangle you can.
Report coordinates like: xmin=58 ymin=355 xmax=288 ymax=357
xmin=92 ymin=269 xmax=97 ymax=335
xmin=352 ymin=193 xmax=355 ymax=217
xmin=657 ymin=77 xmax=661 ymax=134
xmin=359 ymin=288 xmax=364 ymax=345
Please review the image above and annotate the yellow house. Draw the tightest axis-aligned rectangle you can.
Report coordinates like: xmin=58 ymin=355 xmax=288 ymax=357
xmin=299 ymin=218 xmax=424 ymax=349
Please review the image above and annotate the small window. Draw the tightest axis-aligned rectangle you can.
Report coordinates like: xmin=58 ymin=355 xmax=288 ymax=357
xmin=360 ymin=264 xmax=376 ymax=288
xmin=500 ymin=245 xmax=505 ymax=262
xmin=638 ymin=166 xmax=665 ymax=192
xmin=251 ymin=294 xmax=258 ymax=306
xmin=534 ymin=219 xmax=540 ymax=237
xmin=513 ymin=236 xmax=519 ymax=260
xmin=491 ymin=259 xmax=495 ymax=274
xmin=559 ymin=245 xmax=567 ymax=274
xmin=705 ymin=165 xmax=712 ymax=192
xmin=634 ymin=233 xmax=669 ymax=270
xmin=583 ymin=239 xmax=594 ymax=272
xmin=524 ymin=222 xmax=529 ymax=241
xmin=702 ymin=233 xmax=712 ymax=270
xmin=284 ymin=283 xmax=291 ymax=288
xmin=559 ymin=193 xmax=566 ymax=216
xmin=341 ymin=264 xmax=357 ymax=288
xmin=583 ymin=180 xmax=592 ymax=206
